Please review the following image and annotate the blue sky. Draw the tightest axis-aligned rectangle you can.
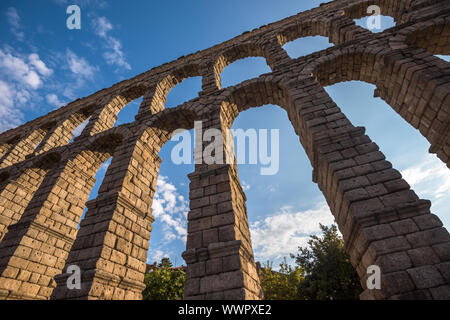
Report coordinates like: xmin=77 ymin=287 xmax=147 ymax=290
xmin=1 ymin=0 xmax=449 ymax=268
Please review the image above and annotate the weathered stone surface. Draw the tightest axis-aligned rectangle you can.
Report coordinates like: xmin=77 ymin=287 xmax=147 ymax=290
xmin=0 ymin=0 xmax=449 ymax=300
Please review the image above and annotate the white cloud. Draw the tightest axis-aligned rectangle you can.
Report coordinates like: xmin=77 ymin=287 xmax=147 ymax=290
xmin=5 ymin=7 xmax=24 ymax=41
xmin=92 ymin=16 xmax=131 ymax=70
xmin=250 ymin=202 xmax=335 ymax=262
xmin=164 ymin=232 xmax=177 ymax=242
xmin=0 ymin=49 xmax=53 ymax=133
xmin=103 ymin=37 xmax=131 ymax=70
xmin=401 ymin=154 xmax=450 ymax=201
xmin=242 ymin=181 xmax=251 ymax=191
xmin=151 ymin=176 xmax=188 ymax=243
xmin=46 ymin=93 xmax=65 ymax=107
xmin=66 ymin=49 xmax=97 ymax=79
xmin=6 ymin=7 xmax=20 ymax=29
xmin=147 ymin=249 xmax=171 ymax=264
xmin=42 ymin=50 xmax=98 ymax=101
xmin=0 ymin=49 xmax=48 ymax=89
xmin=29 ymin=53 xmax=53 ymax=76
xmin=0 ymin=81 xmax=14 ymax=108
xmin=93 ymin=16 xmax=113 ymax=37
xmin=0 ymin=80 xmax=23 ymax=132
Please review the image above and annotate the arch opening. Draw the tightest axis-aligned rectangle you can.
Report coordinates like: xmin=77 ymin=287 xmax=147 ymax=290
xmin=214 ymin=43 xmax=272 ymax=90
xmin=48 ymin=133 xmax=126 ymax=299
xmin=131 ymin=111 xmax=199 ymax=300
xmin=115 ymin=97 xmax=143 ymax=126
xmin=165 ymin=76 xmax=202 ymax=108
xmin=220 ymin=57 xmax=271 ymax=88
xmin=143 ymin=130 xmax=193 ymax=300
xmin=77 ymin=157 xmax=112 ymax=229
xmin=310 ymin=49 xmax=448 ymax=165
xmin=324 ymin=80 xmax=450 ymax=229
xmin=282 ymin=36 xmax=333 ymax=59
xmin=215 ymin=81 xmax=365 ymax=299
xmin=199 ymin=78 xmax=450 ymax=300
xmin=65 ymin=105 xmax=97 ymax=143
xmin=85 ymin=85 xmax=146 ymax=134
xmin=72 ymin=134 xmax=122 ymax=230
xmin=0 ymin=127 xmax=49 ymax=169
xmin=343 ymin=0 xmax=410 ymax=24
xmin=69 ymin=134 xmax=124 ymax=230
xmin=149 ymin=65 xmax=203 ymax=113
xmin=70 ymin=117 xmax=91 ymax=143
xmin=353 ymin=15 xmax=396 ymax=33
xmin=230 ymin=105 xmax=336 ymax=271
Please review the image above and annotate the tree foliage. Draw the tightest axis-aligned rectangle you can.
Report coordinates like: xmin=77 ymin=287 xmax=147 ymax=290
xmin=259 ymin=258 xmax=304 ymax=300
xmin=291 ymin=224 xmax=363 ymax=300
xmin=143 ymin=225 xmax=362 ymax=300
xmin=142 ymin=258 xmax=186 ymax=300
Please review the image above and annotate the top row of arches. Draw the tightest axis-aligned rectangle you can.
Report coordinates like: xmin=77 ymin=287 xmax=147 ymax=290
xmin=0 ymin=0 xmax=448 ymax=166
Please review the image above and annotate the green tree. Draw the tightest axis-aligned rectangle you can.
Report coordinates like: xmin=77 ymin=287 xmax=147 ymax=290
xmin=291 ymin=224 xmax=363 ymax=300
xmin=143 ymin=258 xmax=186 ymax=300
xmin=259 ymin=258 xmax=304 ymax=300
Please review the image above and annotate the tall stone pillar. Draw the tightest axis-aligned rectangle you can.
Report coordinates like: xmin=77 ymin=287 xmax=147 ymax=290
xmin=286 ymin=79 xmax=450 ymax=299
xmin=0 ymin=164 xmax=52 ymax=243
xmin=136 ymin=85 xmax=166 ymax=117
xmin=0 ymin=154 xmax=101 ymax=299
xmin=79 ymin=100 xmax=126 ymax=137
xmin=182 ymin=111 xmax=262 ymax=300
xmin=51 ymin=132 xmax=163 ymax=300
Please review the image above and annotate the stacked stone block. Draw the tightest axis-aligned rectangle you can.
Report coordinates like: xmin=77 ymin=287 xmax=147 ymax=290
xmin=0 ymin=0 xmax=448 ymax=299
xmin=183 ymin=112 xmax=261 ymax=299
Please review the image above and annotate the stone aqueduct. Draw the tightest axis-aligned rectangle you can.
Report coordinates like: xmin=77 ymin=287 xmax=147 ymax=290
xmin=0 ymin=0 xmax=449 ymax=300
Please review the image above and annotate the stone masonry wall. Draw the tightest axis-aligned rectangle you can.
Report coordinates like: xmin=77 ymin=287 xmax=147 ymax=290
xmin=0 ymin=0 xmax=449 ymax=300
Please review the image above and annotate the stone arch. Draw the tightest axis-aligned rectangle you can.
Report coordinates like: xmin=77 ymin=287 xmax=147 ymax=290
xmin=0 ymin=122 xmax=56 ymax=169
xmin=149 ymin=102 xmax=200 ymax=132
xmin=304 ymin=48 xmax=381 ymax=86
xmin=35 ymin=104 xmax=99 ymax=154
xmin=30 ymin=151 xmax=62 ymax=171
xmin=305 ymin=47 xmax=450 ymax=167
xmin=0 ymin=0 xmax=449 ymax=301
xmin=182 ymin=79 xmax=294 ymax=299
xmin=406 ymin=20 xmax=450 ymax=55
xmin=83 ymin=85 xmax=148 ymax=137
xmin=0 ymin=151 xmax=62 ymax=243
xmin=0 ymin=131 xmax=124 ymax=300
xmin=213 ymin=43 xmax=273 ymax=90
xmin=139 ymin=64 xmax=203 ymax=116
xmin=277 ymin=21 xmax=333 ymax=46
xmin=219 ymin=79 xmax=290 ymax=129
xmin=83 ymin=131 xmax=124 ymax=156
xmin=51 ymin=107 xmax=200 ymax=300
xmin=0 ymin=135 xmax=21 ymax=160
xmin=182 ymin=77 xmax=450 ymax=300
xmin=276 ymin=18 xmax=361 ymax=48
xmin=390 ymin=18 xmax=450 ymax=55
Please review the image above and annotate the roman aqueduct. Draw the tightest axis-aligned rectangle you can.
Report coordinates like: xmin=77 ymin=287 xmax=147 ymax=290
xmin=0 ymin=0 xmax=449 ymax=300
